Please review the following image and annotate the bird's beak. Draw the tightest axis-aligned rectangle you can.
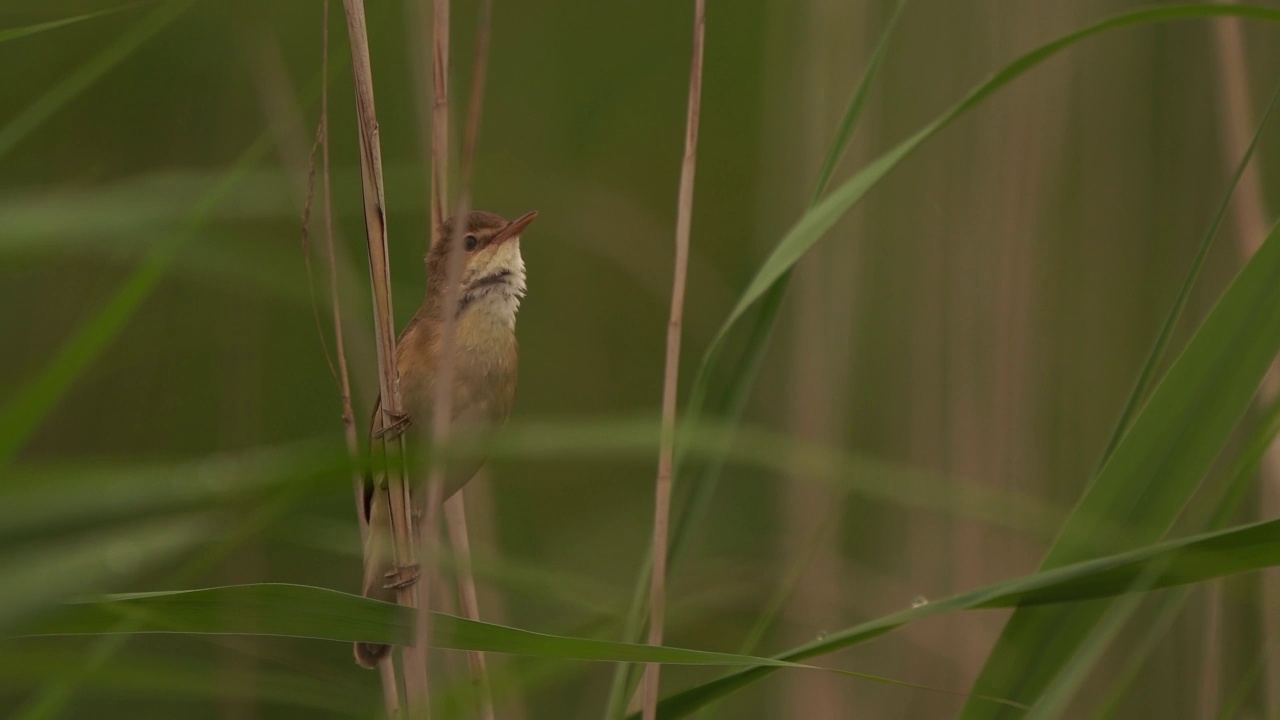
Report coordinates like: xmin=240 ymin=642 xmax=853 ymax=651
xmin=493 ymin=210 xmax=538 ymax=246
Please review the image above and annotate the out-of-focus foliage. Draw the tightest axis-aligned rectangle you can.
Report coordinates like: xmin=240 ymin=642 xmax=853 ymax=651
xmin=3 ymin=1 xmax=1280 ymax=718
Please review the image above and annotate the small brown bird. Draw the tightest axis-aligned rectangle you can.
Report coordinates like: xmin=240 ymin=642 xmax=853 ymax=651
xmin=355 ymin=209 xmax=536 ymax=668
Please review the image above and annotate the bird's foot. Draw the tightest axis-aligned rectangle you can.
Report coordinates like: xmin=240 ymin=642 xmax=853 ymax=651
xmin=383 ymin=563 xmax=420 ymax=590
xmin=373 ymin=411 xmax=412 ymax=440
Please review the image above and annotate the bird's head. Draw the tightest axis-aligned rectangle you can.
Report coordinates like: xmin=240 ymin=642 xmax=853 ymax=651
xmin=425 ymin=209 xmax=537 ymax=327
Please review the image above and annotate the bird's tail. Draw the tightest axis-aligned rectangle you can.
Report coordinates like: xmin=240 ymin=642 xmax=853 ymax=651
xmin=354 ymin=473 xmax=397 ymax=669
xmin=354 ymin=640 xmax=391 ymax=669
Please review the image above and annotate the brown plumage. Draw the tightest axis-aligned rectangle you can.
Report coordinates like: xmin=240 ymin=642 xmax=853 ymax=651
xmin=354 ymin=210 xmax=535 ymax=668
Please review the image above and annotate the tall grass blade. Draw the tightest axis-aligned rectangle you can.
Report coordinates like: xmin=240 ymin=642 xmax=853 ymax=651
xmin=714 ymin=5 xmax=1280 ymax=355
xmin=1096 ymin=77 xmax=1280 ymax=466
xmin=622 ymin=9 xmax=1280 ymax=713
xmin=643 ymin=516 xmax=1280 ymax=718
xmin=1094 ymin=395 xmax=1280 ymax=717
xmin=1015 ymin=75 xmax=1280 ymax=719
xmin=809 ymin=0 xmax=905 ymax=205
xmin=24 ymin=584 xmax=873 ymax=671
xmin=17 ymin=517 xmax=1280 ymax=713
xmin=960 ymin=107 xmax=1280 ymax=720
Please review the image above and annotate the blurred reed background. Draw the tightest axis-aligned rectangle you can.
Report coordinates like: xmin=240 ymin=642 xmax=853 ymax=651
xmin=2 ymin=0 xmax=1279 ymax=718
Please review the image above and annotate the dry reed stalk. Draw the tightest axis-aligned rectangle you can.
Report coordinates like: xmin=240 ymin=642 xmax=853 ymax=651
xmin=430 ymin=0 xmax=450 ymax=233
xmin=339 ymin=0 xmax=431 ymax=713
xmin=1209 ymin=6 xmax=1278 ymax=713
xmin=316 ymin=1 xmax=370 ymax=569
xmin=642 ymin=2 xmax=706 ymax=718
xmin=318 ymin=4 xmax=405 ymax=713
xmin=460 ymin=472 xmax=529 ymax=720
xmin=444 ymin=496 xmax=495 ymax=719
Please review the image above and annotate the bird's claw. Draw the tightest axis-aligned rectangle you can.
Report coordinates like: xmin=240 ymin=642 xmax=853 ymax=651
xmin=383 ymin=563 xmax=420 ymax=590
xmin=373 ymin=411 xmax=412 ymax=440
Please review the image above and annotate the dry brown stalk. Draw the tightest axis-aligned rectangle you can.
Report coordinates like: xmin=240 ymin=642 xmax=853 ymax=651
xmin=431 ymin=0 xmax=450 ymax=233
xmin=318 ymin=3 xmax=405 ymax=714
xmin=445 ymin=496 xmax=495 ymax=719
xmin=460 ymin=0 xmax=492 ymax=180
xmin=339 ymin=0 xmax=431 ymax=713
xmin=643 ymin=1 xmax=706 ymax=718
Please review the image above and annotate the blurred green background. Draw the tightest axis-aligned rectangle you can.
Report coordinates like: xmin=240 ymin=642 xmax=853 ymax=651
xmin=3 ymin=0 xmax=1280 ymax=718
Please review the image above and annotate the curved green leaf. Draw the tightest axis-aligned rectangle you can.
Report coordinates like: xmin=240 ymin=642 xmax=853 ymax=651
xmin=645 ymin=517 xmax=1280 ymax=718
xmin=626 ymin=4 xmax=1280 ymax=716
xmin=24 ymin=583 xmax=860 ymax=670
xmin=19 ymin=584 xmax=1026 ymax=710
xmin=1093 ymin=394 xmax=1280 ymax=719
xmin=18 ymin=518 xmax=1280 ymax=715
xmin=962 ymin=201 xmax=1280 ymax=712
xmin=712 ymin=5 xmax=1280 ymax=358
xmin=602 ymin=9 xmax=915 ymax=714
xmin=1019 ymin=74 xmax=1280 ymax=720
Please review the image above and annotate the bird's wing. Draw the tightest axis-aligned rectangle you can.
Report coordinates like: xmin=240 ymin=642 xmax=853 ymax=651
xmin=359 ymin=396 xmax=395 ymax=602
xmin=358 ymin=383 xmax=504 ymax=601
xmin=359 ymin=395 xmax=386 ymax=525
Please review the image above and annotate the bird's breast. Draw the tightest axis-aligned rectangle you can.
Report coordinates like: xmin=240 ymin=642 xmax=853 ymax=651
xmin=448 ymin=310 xmax=517 ymax=420
xmin=400 ymin=317 xmax=516 ymax=416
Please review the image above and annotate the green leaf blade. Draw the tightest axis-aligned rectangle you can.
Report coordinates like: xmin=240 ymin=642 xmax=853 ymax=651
xmin=962 ymin=213 xmax=1280 ymax=717
xmin=648 ymin=517 xmax=1280 ymax=718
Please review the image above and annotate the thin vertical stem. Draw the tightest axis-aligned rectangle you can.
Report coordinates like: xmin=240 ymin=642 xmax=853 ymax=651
xmin=339 ymin=0 xmax=430 ymax=714
xmin=246 ymin=14 xmax=398 ymax=713
xmin=445 ymin=497 xmax=495 ymax=720
xmin=642 ymin=2 xmax=706 ymax=718
xmin=418 ymin=1 xmax=500 ymax=719
xmin=317 ymin=0 xmax=363 ymax=549
xmin=460 ymin=0 xmax=492 ymax=182
xmin=412 ymin=0 xmax=455 ymax=711
xmin=436 ymin=2 xmax=497 ymax=718
xmin=319 ymin=2 xmax=404 ymax=714
xmin=430 ymin=0 xmax=450 ymax=232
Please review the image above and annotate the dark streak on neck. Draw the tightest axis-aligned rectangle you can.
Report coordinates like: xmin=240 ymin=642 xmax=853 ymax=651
xmin=455 ymin=270 xmax=516 ymax=319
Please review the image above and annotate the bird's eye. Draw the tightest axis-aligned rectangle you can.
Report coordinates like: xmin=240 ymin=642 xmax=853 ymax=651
xmin=463 ymin=235 xmax=479 ymax=252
